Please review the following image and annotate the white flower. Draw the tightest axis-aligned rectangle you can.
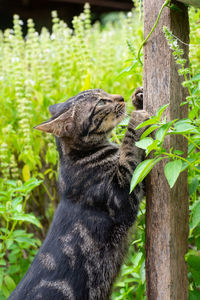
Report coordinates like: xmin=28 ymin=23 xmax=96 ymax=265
xmin=51 ymin=34 xmax=55 ymax=40
xmin=11 ymin=57 xmax=20 ymax=63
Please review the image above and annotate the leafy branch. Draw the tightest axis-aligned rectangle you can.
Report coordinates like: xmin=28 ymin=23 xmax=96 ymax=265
xmin=131 ymin=27 xmax=200 ymax=192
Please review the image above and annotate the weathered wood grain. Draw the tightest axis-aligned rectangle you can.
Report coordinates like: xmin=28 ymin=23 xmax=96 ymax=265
xmin=143 ymin=1 xmax=189 ymax=299
xmin=178 ymin=0 xmax=200 ymax=8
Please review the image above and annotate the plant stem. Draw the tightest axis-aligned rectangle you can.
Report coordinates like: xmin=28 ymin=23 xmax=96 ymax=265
xmin=137 ymin=0 xmax=171 ymax=65
xmin=22 ymin=195 xmax=29 ymax=211
xmin=42 ymin=183 xmax=54 ymax=202
xmin=5 ymin=221 xmax=17 ymax=245
xmin=183 ymin=134 xmax=200 ymax=151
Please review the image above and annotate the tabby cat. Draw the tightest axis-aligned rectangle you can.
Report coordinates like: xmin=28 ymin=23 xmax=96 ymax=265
xmin=9 ymin=88 xmax=149 ymax=300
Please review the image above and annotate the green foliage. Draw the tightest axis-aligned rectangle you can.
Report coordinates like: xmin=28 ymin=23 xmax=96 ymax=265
xmin=131 ymin=24 xmax=200 ymax=190
xmin=0 ymin=2 xmax=200 ymax=299
xmin=112 ymin=200 xmax=146 ymax=300
xmin=0 ymin=178 xmax=42 ymax=299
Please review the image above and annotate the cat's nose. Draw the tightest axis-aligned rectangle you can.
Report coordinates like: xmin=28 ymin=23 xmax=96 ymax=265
xmin=113 ymin=95 xmax=124 ymax=102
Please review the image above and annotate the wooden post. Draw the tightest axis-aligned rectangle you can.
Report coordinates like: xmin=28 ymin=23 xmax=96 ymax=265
xmin=178 ymin=0 xmax=200 ymax=8
xmin=143 ymin=1 xmax=189 ymax=299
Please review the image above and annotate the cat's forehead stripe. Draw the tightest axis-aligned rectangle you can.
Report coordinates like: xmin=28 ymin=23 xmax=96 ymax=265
xmin=61 ymin=90 xmax=106 ymax=108
xmin=75 ymin=89 xmax=107 ymax=100
xmin=51 ymin=90 xmax=106 ymax=118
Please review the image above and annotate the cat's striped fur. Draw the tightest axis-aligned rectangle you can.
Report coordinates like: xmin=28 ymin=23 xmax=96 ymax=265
xmin=9 ymin=88 xmax=149 ymax=300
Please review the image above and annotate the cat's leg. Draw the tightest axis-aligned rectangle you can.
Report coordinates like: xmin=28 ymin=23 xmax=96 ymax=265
xmin=116 ymin=87 xmax=149 ymax=186
xmin=107 ymin=88 xmax=149 ymax=225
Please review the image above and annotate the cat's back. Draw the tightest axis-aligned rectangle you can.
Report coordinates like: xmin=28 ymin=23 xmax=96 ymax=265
xmin=9 ymin=201 xmax=126 ymax=300
xmin=59 ymin=142 xmax=120 ymax=204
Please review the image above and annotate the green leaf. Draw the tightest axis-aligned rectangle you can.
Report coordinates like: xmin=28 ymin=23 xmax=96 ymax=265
xmin=189 ymin=73 xmax=200 ymax=82
xmin=130 ymin=157 xmax=165 ymax=192
xmin=130 ymin=159 xmax=152 ymax=192
xmin=116 ymin=64 xmax=136 ymax=79
xmin=2 ymin=284 xmax=10 ymax=298
xmin=146 ymin=140 xmax=159 ymax=156
xmin=164 ymin=160 xmax=182 ymax=188
xmin=0 ymin=273 xmax=3 ymax=289
xmin=155 ymin=120 xmax=177 ymax=143
xmin=4 ymin=181 xmax=17 ymax=188
xmin=173 ymin=119 xmax=197 ymax=134
xmin=131 ymin=239 xmax=141 ymax=245
xmin=185 ymin=251 xmax=200 ymax=285
xmin=189 ymin=177 xmax=199 ymax=195
xmin=131 ymin=252 xmax=143 ymax=267
xmin=11 ymin=214 xmax=42 ymax=228
xmin=14 ymin=178 xmax=42 ymax=196
xmin=187 ymin=255 xmax=200 ymax=284
xmin=15 ymin=204 xmax=22 ymax=213
xmin=12 ymin=229 xmax=31 ymax=237
xmin=7 ymin=265 xmax=20 ymax=275
xmin=189 ymin=290 xmax=200 ymax=300
xmin=8 ymin=253 xmax=18 ymax=264
xmin=14 ymin=236 xmax=37 ymax=246
xmin=0 ymin=206 xmax=6 ymax=214
xmin=11 ymin=196 xmax=23 ymax=208
xmin=135 ymin=117 xmax=158 ymax=130
xmin=155 ymin=124 xmax=169 ymax=142
xmin=24 ymin=178 xmax=43 ymax=188
xmin=4 ymin=275 xmax=16 ymax=291
xmin=0 ymin=260 xmax=6 ymax=266
xmin=140 ymin=261 xmax=145 ymax=284
xmin=6 ymin=239 xmax=13 ymax=250
xmin=140 ymin=125 xmax=159 ymax=139
xmin=190 ymin=201 xmax=200 ymax=230
xmin=135 ymin=137 xmax=154 ymax=150
xmin=173 ymin=150 xmax=184 ymax=155
xmin=155 ymin=103 xmax=169 ymax=119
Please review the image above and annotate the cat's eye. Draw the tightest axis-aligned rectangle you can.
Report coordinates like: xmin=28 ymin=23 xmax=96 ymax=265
xmin=97 ymin=99 xmax=111 ymax=106
xmin=97 ymin=100 xmax=106 ymax=106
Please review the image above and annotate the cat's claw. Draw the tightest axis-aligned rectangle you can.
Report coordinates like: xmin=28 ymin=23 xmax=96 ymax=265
xmin=132 ymin=87 xmax=143 ymax=110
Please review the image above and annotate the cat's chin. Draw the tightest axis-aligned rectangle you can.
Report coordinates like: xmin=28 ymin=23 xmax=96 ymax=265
xmin=105 ymin=116 xmax=125 ymax=134
xmin=116 ymin=112 xmax=126 ymax=124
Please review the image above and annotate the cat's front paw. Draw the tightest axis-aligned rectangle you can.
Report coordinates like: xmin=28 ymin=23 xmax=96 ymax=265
xmin=132 ymin=110 xmax=150 ymax=125
xmin=132 ymin=87 xmax=143 ymax=110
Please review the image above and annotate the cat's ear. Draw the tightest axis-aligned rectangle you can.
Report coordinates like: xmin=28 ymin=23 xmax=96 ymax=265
xmin=49 ymin=103 xmax=63 ymax=116
xmin=34 ymin=111 xmax=73 ymax=137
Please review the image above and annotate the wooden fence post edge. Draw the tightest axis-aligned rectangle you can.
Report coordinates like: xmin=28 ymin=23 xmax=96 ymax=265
xmin=143 ymin=1 xmax=189 ymax=299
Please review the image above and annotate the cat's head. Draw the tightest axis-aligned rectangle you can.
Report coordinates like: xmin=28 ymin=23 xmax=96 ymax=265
xmin=35 ymin=89 xmax=125 ymax=146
